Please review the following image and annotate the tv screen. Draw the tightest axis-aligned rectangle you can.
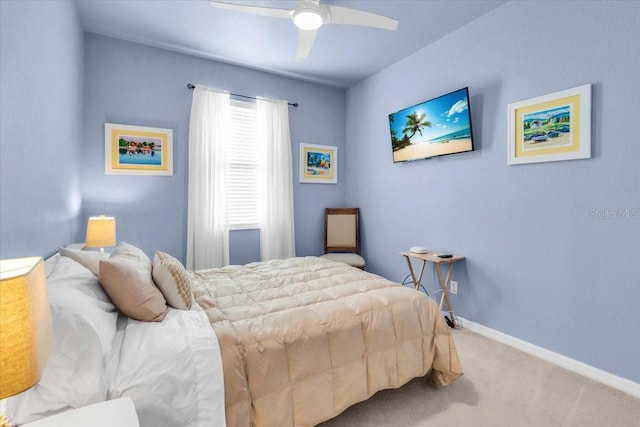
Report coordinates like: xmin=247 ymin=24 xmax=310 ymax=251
xmin=388 ymin=87 xmax=474 ymax=163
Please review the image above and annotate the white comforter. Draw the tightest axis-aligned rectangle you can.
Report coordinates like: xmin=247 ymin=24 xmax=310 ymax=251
xmin=106 ymin=304 xmax=227 ymax=427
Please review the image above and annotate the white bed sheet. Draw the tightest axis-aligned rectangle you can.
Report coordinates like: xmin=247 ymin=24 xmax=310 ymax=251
xmin=106 ymin=303 xmax=226 ymax=427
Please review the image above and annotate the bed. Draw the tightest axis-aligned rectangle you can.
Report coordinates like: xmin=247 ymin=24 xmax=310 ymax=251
xmin=5 ymin=244 xmax=462 ymax=427
xmin=191 ymin=256 xmax=462 ymax=426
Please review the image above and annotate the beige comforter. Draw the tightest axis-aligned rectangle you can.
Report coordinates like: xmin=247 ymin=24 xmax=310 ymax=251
xmin=191 ymin=257 xmax=462 ymax=427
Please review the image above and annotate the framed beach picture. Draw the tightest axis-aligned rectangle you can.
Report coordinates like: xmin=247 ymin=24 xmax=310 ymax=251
xmin=508 ymin=84 xmax=591 ymax=165
xmin=299 ymin=143 xmax=337 ymax=184
xmin=105 ymin=123 xmax=173 ymax=176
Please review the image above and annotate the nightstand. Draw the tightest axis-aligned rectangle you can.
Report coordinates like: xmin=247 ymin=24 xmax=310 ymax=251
xmin=21 ymin=397 xmax=139 ymax=427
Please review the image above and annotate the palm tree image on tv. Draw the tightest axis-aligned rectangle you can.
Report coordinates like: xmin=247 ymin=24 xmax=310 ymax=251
xmin=402 ymin=112 xmax=432 ymax=140
xmin=390 ymin=112 xmax=432 ymax=152
xmin=389 ymin=115 xmax=411 ymax=152
xmin=388 ymin=88 xmax=474 ymax=162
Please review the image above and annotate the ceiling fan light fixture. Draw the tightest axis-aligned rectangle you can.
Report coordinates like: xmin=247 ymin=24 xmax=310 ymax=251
xmin=293 ymin=9 xmax=323 ymax=30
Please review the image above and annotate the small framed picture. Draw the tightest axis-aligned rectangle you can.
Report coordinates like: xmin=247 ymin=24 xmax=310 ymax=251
xmin=507 ymin=84 xmax=591 ymax=165
xmin=105 ymin=123 xmax=173 ymax=176
xmin=299 ymin=143 xmax=337 ymax=184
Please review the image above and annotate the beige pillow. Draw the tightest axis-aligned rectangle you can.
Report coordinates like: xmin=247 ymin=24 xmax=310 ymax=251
xmin=152 ymin=251 xmax=193 ymax=310
xmin=111 ymin=241 xmax=153 ymax=269
xmin=59 ymin=247 xmax=109 ymax=277
xmin=98 ymin=242 xmax=167 ymax=322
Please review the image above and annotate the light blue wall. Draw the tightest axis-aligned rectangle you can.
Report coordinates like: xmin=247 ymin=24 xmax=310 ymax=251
xmin=345 ymin=1 xmax=640 ymax=383
xmin=82 ymin=34 xmax=346 ymax=264
xmin=0 ymin=0 xmax=84 ymax=259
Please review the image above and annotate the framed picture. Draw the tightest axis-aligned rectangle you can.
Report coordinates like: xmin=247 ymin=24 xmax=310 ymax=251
xmin=105 ymin=123 xmax=173 ymax=175
xmin=299 ymin=143 xmax=337 ymax=184
xmin=508 ymin=84 xmax=591 ymax=165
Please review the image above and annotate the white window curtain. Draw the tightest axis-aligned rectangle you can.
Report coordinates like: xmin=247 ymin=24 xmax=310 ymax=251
xmin=257 ymin=98 xmax=296 ymax=261
xmin=186 ymin=86 xmax=231 ymax=270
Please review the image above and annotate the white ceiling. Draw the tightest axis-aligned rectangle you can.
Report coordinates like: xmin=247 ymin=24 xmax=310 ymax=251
xmin=75 ymin=0 xmax=507 ymax=88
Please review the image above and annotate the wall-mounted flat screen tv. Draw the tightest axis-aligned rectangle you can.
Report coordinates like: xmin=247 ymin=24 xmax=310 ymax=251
xmin=388 ymin=87 xmax=474 ymax=163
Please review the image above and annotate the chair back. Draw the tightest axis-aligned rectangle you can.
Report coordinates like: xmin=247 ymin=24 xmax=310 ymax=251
xmin=324 ymin=208 xmax=360 ymax=254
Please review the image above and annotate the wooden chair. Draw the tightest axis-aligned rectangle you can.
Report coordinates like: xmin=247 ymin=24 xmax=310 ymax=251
xmin=320 ymin=208 xmax=365 ymax=269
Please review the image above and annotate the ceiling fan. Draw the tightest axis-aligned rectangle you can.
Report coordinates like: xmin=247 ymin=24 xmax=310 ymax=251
xmin=208 ymin=0 xmax=398 ymax=59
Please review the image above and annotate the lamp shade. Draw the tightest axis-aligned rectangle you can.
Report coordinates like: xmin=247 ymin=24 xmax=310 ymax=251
xmin=0 ymin=257 xmax=52 ymax=399
xmin=85 ymin=215 xmax=116 ymax=249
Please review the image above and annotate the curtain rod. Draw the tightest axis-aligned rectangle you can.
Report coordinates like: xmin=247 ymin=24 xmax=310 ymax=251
xmin=187 ymin=84 xmax=298 ymax=108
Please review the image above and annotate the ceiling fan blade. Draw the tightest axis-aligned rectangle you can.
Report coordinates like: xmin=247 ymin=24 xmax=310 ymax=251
xmin=209 ymin=1 xmax=292 ymax=19
xmin=324 ymin=5 xmax=398 ymax=31
xmin=296 ymin=28 xmax=318 ymax=60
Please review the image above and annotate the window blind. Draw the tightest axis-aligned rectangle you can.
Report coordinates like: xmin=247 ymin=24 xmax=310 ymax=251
xmin=228 ymin=100 xmax=261 ymax=229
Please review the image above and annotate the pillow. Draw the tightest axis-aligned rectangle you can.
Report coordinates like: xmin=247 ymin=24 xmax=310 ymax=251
xmin=152 ymin=251 xmax=193 ymax=310
xmin=59 ymin=247 xmax=109 ymax=277
xmin=5 ymin=256 xmax=118 ymax=424
xmin=99 ymin=243 xmax=168 ymax=322
xmin=44 ymin=252 xmax=60 ymax=278
xmin=110 ymin=241 xmax=153 ymax=268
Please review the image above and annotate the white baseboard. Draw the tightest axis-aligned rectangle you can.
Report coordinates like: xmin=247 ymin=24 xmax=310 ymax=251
xmin=457 ymin=317 xmax=640 ymax=399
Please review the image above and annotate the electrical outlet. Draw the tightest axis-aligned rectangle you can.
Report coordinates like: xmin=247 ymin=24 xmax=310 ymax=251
xmin=449 ymin=280 xmax=458 ymax=295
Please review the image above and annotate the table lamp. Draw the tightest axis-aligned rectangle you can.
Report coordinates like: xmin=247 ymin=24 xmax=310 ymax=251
xmin=0 ymin=257 xmax=52 ymax=423
xmin=85 ymin=215 xmax=117 ymax=252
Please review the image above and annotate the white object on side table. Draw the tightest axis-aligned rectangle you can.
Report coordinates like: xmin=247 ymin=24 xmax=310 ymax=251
xmin=409 ymin=246 xmax=429 ymax=254
xmin=21 ymin=397 xmax=139 ymax=427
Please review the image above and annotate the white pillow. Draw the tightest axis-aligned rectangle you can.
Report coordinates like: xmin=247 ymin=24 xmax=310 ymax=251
xmin=44 ymin=252 xmax=60 ymax=278
xmin=58 ymin=247 xmax=109 ymax=277
xmin=5 ymin=257 xmax=118 ymax=424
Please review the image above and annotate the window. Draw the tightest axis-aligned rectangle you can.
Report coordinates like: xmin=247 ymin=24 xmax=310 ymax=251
xmin=228 ymin=100 xmax=261 ymax=229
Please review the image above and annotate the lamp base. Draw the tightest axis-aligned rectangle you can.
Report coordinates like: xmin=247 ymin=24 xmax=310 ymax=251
xmin=0 ymin=400 xmax=12 ymax=427
xmin=0 ymin=414 xmax=12 ymax=427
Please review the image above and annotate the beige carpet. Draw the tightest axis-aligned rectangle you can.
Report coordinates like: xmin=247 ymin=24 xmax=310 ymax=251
xmin=319 ymin=328 xmax=640 ymax=426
